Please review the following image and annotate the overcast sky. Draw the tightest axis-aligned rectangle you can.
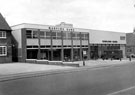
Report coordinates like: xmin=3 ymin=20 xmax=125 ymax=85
xmin=0 ymin=0 xmax=135 ymax=33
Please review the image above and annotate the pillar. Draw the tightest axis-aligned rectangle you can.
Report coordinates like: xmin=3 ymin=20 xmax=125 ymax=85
xmin=71 ymin=31 xmax=74 ymax=62
xmin=61 ymin=31 xmax=64 ymax=61
xmin=50 ymin=30 xmax=53 ymax=61
xmin=80 ymin=32 xmax=82 ymax=61
xmin=37 ymin=29 xmax=41 ymax=60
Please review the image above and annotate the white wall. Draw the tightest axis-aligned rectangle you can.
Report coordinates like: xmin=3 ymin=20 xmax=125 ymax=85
xmin=12 ymin=29 xmax=22 ymax=48
xmin=89 ymin=29 xmax=126 ymax=44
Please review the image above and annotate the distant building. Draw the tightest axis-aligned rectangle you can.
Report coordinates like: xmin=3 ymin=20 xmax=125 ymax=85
xmin=89 ymin=29 xmax=126 ymax=59
xmin=126 ymin=30 xmax=135 ymax=57
xmin=11 ymin=22 xmax=126 ymax=62
xmin=0 ymin=13 xmax=12 ymax=63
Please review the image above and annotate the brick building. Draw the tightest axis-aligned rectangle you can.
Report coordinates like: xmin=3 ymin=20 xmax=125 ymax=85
xmin=126 ymin=31 xmax=135 ymax=57
xmin=0 ymin=13 xmax=12 ymax=63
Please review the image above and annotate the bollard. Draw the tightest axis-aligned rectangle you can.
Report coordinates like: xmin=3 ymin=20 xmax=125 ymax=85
xmin=120 ymin=58 xmax=121 ymax=61
xmin=129 ymin=57 xmax=131 ymax=61
xmin=83 ymin=60 xmax=85 ymax=66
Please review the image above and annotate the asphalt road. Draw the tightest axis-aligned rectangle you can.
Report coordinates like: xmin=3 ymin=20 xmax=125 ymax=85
xmin=0 ymin=62 xmax=135 ymax=95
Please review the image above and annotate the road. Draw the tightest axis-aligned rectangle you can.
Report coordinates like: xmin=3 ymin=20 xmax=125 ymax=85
xmin=0 ymin=62 xmax=135 ymax=95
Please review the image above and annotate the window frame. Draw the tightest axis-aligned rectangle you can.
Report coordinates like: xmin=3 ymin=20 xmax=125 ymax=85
xmin=0 ymin=46 xmax=7 ymax=56
xmin=0 ymin=31 xmax=6 ymax=39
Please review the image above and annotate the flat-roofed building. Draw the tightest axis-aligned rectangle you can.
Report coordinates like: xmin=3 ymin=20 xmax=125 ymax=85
xmin=89 ymin=29 xmax=126 ymax=59
xmin=126 ymin=30 xmax=135 ymax=57
xmin=11 ymin=22 xmax=90 ymax=62
xmin=11 ymin=22 xmax=126 ymax=62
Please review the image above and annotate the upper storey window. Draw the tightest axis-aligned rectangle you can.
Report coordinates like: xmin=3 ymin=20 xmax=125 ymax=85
xmin=0 ymin=31 xmax=6 ymax=38
xmin=26 ymin=30 xmax=38 ymax=38
xmin=120 ymin=36 xmax=125 ymax=40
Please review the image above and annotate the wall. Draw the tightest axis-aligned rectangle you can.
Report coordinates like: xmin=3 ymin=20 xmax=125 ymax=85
xmin=0 ymin=31 xmax=12 ymax=63
xmin=89 ymin=29 xmax=126 ymax=45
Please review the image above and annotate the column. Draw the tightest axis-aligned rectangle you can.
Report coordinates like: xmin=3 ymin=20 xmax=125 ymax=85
xmin=71 ymin=31 xmax=74 ymax=62
xmin=21 ymin=28 xmax=27 ymax=62
xmin=37 ymin=29 xmax=41 ymax=59
xmin=87 ymin=33 xmax=90 ymax=60
xmin=50 ymin=30 xmax=53 ymax=61
xmin=61 ymin=31 xmax=64 ymax=61
xmin=80 ymin=32 xmax=82 ymax=61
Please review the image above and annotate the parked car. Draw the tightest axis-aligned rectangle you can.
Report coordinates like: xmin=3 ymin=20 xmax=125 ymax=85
xmin=127 ymin=54 xmax=135 ymax=58
xmin=101 ymin=50 xmax=122 ymax=60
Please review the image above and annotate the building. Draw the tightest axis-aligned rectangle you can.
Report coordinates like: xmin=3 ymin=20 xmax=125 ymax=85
xmin=11 ymin=22 xmax=90 ymax=62
xmin=0 ymin=13 xmax=12 ymax=63
xmin=126 ymin=30 xmax=135 ymax=57
xmin=11 ymin=22 xmax=126 ymax=62
xmin=89 ymin=29 xmax=126 ymax=59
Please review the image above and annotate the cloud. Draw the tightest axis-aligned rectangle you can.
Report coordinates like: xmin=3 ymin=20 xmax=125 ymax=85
xmin=0 ymin=0 xmax=135 ymax=32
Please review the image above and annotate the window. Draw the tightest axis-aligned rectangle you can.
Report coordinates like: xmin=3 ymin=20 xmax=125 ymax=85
xmin=84 ymin=34 xmax=88 ymax=40
xmin=26 ymin=30 xmax=32 ymax=38
xmin=33 ymin=31 xmax=38 ymax=38
xmin=26 ymin=30 xmax=38 ymax=38
xmin=63 ymin=33 xmax=66 ymax=39
xmin=57 ymin=32 xmax=61 ymax=39
xmin=0 ymin=31 xmax=6 ymax=38
xmin=40 ymin=31 xmax=45 ymax=38
xmin=52 ymin=32 xmax=56 ymax=39
xmin=0 ymin=46 xmax=7 ymax=56
xmin=81 ymin=33 xmax=85 ymax=40
xmin=46 ymin=32 xmax=51 ymax=39
xmin=120 ymin=36 xmax=125 ymax=40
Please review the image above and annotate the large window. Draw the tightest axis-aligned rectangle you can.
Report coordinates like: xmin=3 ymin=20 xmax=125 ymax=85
xmin=40 ymin=31 xmax=45 ymax=38
xmin=63 ymin=32 xmax=71 ymax=40
xmin=0 ymin=31 xmax=6 ymax=38
xmin=120 ymin=36 xmax=125 ymax=40
xmin=26 ymin=30 xmax=38 ymax=38
xmin=81 ymin=33 xmax=88 ymax=40
xmin=0 ymin=46 xmax=7 ymax=56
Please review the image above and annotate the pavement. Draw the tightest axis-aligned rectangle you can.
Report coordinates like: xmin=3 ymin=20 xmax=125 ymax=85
xmin=77 ymin=58 xmax=135 ymax=67
xmin=0 ymin=63 xmax=74 ymax=75
xmin=0 ymin=58 xmax=135 ymax=76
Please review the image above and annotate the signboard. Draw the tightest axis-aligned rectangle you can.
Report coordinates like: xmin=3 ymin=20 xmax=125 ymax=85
xmin=83 ymin=51 xmax=86 ymax=55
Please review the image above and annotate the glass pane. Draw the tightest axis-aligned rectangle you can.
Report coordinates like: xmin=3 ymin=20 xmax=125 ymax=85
xmin=33 ymin=31 xmax=38 ymax=38
xmin=26 ymin=30 xmax=32 ymax=38
xmin=0 ymin=32 xmax=2 ymax=37
xmin=40 ymin=31 xmax=45 ymax=38
xmin=0 ymin=47 xmax=2 ymax=54
xmin=3 ymin=31 xmax=6 ymax=37
xmin=52 ymin=32 xmax=56 ymax=37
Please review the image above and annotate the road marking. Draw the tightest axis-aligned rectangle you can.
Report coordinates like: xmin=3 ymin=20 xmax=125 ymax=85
xmin=107 ymin=86 xmax=135 ymax=95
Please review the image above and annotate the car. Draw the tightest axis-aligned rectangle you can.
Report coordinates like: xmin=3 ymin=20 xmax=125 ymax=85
xmin=130 ymin=54 xmax=135 ymax=58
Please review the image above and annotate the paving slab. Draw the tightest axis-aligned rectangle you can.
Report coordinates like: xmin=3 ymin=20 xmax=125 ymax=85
xmin=0 ymin=63 xmax=74 ymax=75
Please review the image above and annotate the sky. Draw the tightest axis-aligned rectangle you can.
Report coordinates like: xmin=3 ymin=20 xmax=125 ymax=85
xmin=0 ymin=0 xmax=135 ymax=33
